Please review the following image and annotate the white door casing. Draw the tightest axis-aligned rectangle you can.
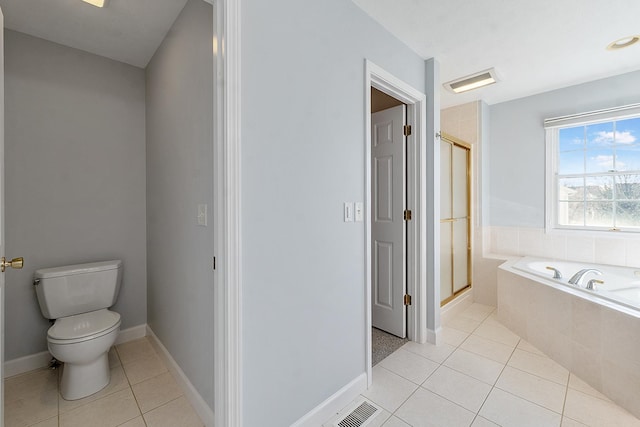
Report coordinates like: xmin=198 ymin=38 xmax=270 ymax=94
xmin=371 ymin=105 xmax=406 ymax=338
xmin=0 ymin=6 xmax=5 ymax=419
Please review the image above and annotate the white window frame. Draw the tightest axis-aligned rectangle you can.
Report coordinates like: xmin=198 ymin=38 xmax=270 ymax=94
xmin=545 ymin=103 xmax=640 ymax=234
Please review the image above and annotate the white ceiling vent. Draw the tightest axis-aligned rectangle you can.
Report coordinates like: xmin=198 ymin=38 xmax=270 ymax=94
xmin=330 ymin=399 xmax=382 ymax=427
xmin=444 ymin=68 xmax=498 ymax=94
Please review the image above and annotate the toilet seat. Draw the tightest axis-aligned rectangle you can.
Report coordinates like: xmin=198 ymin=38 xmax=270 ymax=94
xmin=48 ymin=309 xmax=121 ymax=345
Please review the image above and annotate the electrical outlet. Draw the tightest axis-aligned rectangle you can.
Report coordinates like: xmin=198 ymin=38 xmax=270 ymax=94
xmin=354 ymin=202 xmax=364 ymax=222
xmin=197 ymin=204 xmax=207 ymax=226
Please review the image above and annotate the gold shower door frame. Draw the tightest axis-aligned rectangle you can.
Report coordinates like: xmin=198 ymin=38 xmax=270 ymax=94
xmin=440 ymin=132 xmax=471 ymax=306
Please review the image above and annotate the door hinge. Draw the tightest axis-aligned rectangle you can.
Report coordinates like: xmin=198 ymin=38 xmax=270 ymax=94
xmin=404 ymin=209 xmax=412 ymax=221
xmin=404 ymin=294 xmax=412 ymax=306
xmin=403 ymin=125 xmax=412 ymax=136
xmin=213 ymin=257 xmax=216 ymax=270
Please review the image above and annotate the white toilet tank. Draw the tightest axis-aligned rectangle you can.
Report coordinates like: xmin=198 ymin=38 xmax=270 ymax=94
xmin=34 ymin=260 xmax=123 ymax=319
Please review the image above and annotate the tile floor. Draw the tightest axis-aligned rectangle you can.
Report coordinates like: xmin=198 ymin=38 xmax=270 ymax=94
xmin=4 ymin=337 xmax=204 ymax=427
xmin=329 ymin=303 xmax=640 ymax=427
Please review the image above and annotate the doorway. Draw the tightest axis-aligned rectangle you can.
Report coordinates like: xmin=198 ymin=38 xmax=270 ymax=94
xmin=370 ymin=89 xmax=408 ymax=364
xmin=365 ymin=61 xmax=427 ymax=383
xmin=439 ymin=132 xmax=472 ymax=305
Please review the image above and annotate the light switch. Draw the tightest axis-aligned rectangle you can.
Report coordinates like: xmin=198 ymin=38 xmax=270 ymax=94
xmin=354 ymin=202 xmax=364 ymax=222
xmin=197 ymin=204 xmax=207 ymax=226
xmin=344 ymin=202 xmax=354 ymax=222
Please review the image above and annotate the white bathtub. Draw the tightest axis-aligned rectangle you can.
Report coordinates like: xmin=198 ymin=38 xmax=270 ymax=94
xmin=498 ymin=257 xmax=640 ymax=419
xmin=511 ymin=257 xmax=640 ymax=313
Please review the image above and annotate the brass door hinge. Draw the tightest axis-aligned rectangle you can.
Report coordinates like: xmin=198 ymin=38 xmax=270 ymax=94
xmin=403 ymin=125 xmax=412 ymax=136
xmin=404 ymin=209 xmax=412 ymax=221
xmin=404 ymin=294 xmax=412 ymax=306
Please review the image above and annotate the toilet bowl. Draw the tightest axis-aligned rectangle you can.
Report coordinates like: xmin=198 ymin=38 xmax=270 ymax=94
xmin=47 ymin=309 xmax=121 ymax=400
xmin=34 ymin=260 xmax=123 ymax=400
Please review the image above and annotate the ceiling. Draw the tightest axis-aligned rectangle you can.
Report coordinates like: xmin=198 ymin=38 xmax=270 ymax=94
xmin=0 ymin=0 xmax=191 ymax=68
xmin=353 ymin=0 xmax=640 ymax=108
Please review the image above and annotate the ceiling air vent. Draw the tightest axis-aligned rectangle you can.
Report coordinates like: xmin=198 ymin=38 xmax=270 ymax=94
xmin=332 ymin=399 xmax=381 ymax=427
xmin=444 ymin=68 xmax=498 ymax=94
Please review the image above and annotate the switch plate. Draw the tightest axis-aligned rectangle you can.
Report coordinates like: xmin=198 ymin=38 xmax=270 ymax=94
xmin=344 ymin=202 xmax=354 ymax=222
xmin=197 ymin=204 xmax=207 ymax=226
xmin=354 ymin=202 xmax=364 ymax=222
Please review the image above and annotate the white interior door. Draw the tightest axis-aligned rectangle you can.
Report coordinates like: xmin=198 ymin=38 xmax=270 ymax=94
xmin=371 ymin=104 xmax=406 ymax=338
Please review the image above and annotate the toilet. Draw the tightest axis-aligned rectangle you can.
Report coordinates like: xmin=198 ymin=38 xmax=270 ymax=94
xmin=34 ymin=260 xmax=123 ymax=400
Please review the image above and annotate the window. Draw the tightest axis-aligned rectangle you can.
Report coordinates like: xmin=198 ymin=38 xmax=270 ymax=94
xmin=545 ymin=104 xmax=640 ymax=232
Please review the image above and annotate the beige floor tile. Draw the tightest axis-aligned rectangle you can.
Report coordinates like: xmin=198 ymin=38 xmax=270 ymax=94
xmin=564 ymin=388 xmax=640 ymax=426
xmin=422 ymin=365 xmax=492 ymax=412
xmin=473 ymin=320 xmax=520 ymax=347
xmin=362 ymin=366 xmax=419 ymax=413
xmin=507 ymin=349 xmax=569 ymax=385
xmin=4 ymin=369 xmax=59 ymax=427
xmin=567 ymin=373 xmax=610 ymax=401
xmin=382 ymin=416 xmax=411 ymax=427
xmin=59 ymin=388 xmax=140 ymax=427
xmin=471 ymin=416 xmax=500 ymax=426
xmin=395 ymin=387 xmax=476 ymax=427
xmin=445 ymin=315 xmax=482 ymax=333
xmin=378 ymin=349 xmax=438 ymax=385
xmin=27 ymin=416 xmax=58 ymax=427
xmin=479 ymin=388 xmax=562 ymax=427
xmin=561 ymin=417 xmax=588 ymax=427
xmin=143 ymin=397 xmax=203 ymax=427
xmin=122 ymin=352 xmax=168 ymax=385
xmin=443 ymin=348 xmax=505 ymax=385
xmin=117 ymin=417 xmax=146 ymax=427
xmin=517 ymin=339 xmax=546 ymax=356
xmin=401 ymin=341 xmax=455 ymax=364
xmin=132 ymin=372 xmax=183 ymax=413
xmin=59 ymin=365 xmax=129 ymax=413
xmin=495 ymin=366 xmax=566 ymax=413
xmin=116 ymin=338 xmax=155 ymax=365
xmin=461 ymin=334 xmax=515 ymax=364
xmin=460 ymin=303 xmax=495 ymax=321
xmin=441 ymin=327 xmax=469 ymax=347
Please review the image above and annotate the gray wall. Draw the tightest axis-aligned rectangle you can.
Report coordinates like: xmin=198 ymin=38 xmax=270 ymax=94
xmin=489 ymin=70 xmax=640 ymax=228
xmin=242 ymin=0 xmax=426 ymax=424
xmin=4 ymin=30 xmax=147 ymax=360
xmin=146 ymin=0 xmax=214 ymax=408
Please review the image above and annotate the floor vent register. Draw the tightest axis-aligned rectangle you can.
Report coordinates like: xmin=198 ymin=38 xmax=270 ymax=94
xmin=335 ymin=400 xmax=379 ymax=427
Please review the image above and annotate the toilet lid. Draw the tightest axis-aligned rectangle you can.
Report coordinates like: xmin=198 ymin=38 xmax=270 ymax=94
xmin=48 ymin=309 xmax=120 ymax=342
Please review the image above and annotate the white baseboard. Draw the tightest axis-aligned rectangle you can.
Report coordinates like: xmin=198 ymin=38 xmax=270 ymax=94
xmin=291 ymin=373 xmax=367 ymax=427
xmin=4 ymin=324 xmax=148 ymax=378
xmin=426 ymin=326 xmax=441 ymax=345
xmin=115 ymin=324 xmax=147 ymax=345
xmin=146 ymin=326 xmax=214 ymax=427
xmin=4 ymin=350 xmax=52 ymax=378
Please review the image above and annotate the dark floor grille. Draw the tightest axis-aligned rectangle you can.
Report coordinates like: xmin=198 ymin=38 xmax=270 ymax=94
xmin=337 ymin=401 xmax=378 ymax=427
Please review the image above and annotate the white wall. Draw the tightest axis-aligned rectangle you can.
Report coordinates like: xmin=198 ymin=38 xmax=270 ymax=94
xmin=146 ymin=0 xmax=214 ymax=408
xmin=4 ymin=30 xmax=147 ymax=360
xmin=241 ymin=0 xmax=427 ymax=424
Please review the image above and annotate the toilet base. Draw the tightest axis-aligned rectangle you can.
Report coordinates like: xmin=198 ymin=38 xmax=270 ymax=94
xmin=60 ymin=352 xmax=111 ymax=400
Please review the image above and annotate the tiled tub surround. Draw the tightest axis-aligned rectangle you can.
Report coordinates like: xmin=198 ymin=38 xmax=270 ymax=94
xmin=488 ymin=226 xmax=640 ymax=268
xmin=4 ymin=337 xmax=204 ymax=427
xmin=498 ymin=259 xmax=640 ymax=419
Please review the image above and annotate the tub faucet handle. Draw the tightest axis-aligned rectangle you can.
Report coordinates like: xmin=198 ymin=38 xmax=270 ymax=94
xmin=586 ymin=279 xmax=603 ymax=291
xmin=546 ymin=266 xmax=562 ymax=279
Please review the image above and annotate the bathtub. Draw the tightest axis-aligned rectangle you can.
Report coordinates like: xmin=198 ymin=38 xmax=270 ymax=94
xmin=511 ymin=257 xmax=640 ymax=313
xmin=498 ymin=257 xmax=640 ymax=419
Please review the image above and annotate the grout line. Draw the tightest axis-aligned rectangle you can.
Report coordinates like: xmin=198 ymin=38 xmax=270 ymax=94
xmin=561 ymin=373 xmax=571 ymax=423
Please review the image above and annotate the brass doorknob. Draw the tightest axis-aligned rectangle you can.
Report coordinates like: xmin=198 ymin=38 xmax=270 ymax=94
xmin=1 ymin=257 xmax=24 ymax=272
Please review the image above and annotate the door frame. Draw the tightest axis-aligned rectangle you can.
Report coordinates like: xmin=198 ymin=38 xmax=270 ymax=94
xmin=365 ymin=60 xmax=427 ymax=386
xmin=213 ymin=0 xmax=242 ymax=426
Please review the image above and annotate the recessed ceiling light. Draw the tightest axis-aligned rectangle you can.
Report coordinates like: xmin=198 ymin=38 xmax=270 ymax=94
xmin=82 ymin=0 xmax=108 ymax=8
xmin=444 ymin=68 xmax=498 ymax=94
xmin=607 ymin=35 xmax=640 ymax=50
